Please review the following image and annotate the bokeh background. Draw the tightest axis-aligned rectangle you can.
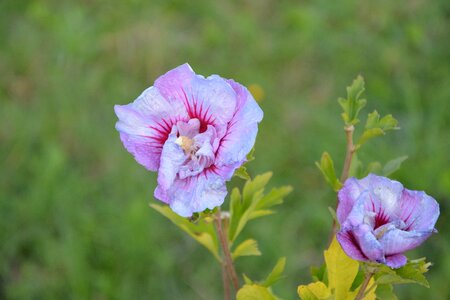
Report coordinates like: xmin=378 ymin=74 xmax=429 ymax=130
xmin=1 ymin=0 xmax=449 ymax=299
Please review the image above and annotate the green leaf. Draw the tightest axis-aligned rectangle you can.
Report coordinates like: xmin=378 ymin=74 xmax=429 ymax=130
xmin=243 ymin=274 xmax=254 ymax=285
xmin=338 ymin=75 xmax=367 ymax=125
xmin=382 ymin=156 xmax=408 ymax=176
xmin=358 ymin=128 xmax=385 ymax=146
xmin=315 ymin=152 xmax=342 ymax=191
xmin=375 ymin=284 xmax=398 ymax=300
xmin=324 ymin=236 xmax=360 ymax=300
xmin=375 ymin=258 xmax=431 ymax=288
xmin=358 ymin=111 xmax=399 ymax=146
xmin=298 ymin=281 xmax=331 ymax=300
xmin=231 ymin=239 xmax=261 ymax=260
xmin=234 ymin=165 xmax=251 ymax=180
xmin=311 ymin=264 xmax=327 ymax=284
xmin=365 ymin=161 xmax=382 ymax=176
xmin=150 ymin=204 xmax=220 ymax=261
xmin=262 ymin=257 xmax=286 ymax=287
xmin=237 ymin=284 xmax=277 ymax=300
xmin=228 ymin=173 xmax=291 ymax=243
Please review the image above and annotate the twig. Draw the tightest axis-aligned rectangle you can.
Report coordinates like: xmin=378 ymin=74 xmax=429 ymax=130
xmin=221 ymin=262 xmax=231 ymax=300
xmin=330 ymin=124 xmax=356 ymax=239
xmin=355 ymin=271 xmax=374 ymax=300
xmin=214 ymin=209 xmax=239 ymax=292
xmin=340 ymin=125 xmax=356 ymax=183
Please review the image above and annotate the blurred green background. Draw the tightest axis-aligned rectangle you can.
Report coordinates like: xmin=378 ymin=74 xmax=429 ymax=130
xmin=1 ymin=0 xmax=449 ymax=299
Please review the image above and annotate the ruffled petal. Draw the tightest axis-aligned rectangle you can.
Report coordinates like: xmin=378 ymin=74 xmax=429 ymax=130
xmin=351 ymin=224 xmax=385 ymax=262
xmin=155 ymin=173 xmax=227 ymax=217
xmin=398 ymin=189 xmax=440 ymax=232
xmin=115 ymin=87 xmax=188 ymax=171
xmin=385 ymin=253 xmax=407 ymax=269
xmin=337 ymin=177 xmax=365 ymax=223
xmin=337 ymin=230 xmax=368 ymax=261
xmin=361 ymin=174 xmax=404 ymax=216
xmin=377 ymin=226 xmax=433 ymax=256
xmin=214 ymin=80 xmax=263 ymax=167
xmin=157 ymin=128 xmax=187 ymax=190
xmin=155 ymin=64 xmax=238 ymax=138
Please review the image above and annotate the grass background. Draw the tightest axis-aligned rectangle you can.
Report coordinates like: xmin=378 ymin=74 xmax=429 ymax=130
xmin=1 ymin=0 xmax=449 ymax=299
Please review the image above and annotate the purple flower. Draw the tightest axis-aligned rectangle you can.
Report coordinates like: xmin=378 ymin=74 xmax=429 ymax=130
xmin=336 ymin=174 xmax=439 ymax=268
xmin=114 ymin=64 xmax=263 ymax=217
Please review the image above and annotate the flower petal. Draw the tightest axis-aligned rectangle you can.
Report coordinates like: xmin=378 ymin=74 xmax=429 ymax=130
xmin=155 ymin=173 xmax=227 ymax=217
xmin=360 ymin=174 xmax=404 ymax=216
xmin=377 ymin=226 xmax=434 ymax=256
xmin=337 ymin=230 xmax=368 ymax=261
xmin=337 ymin=177 xmax=365 ymax=223
xmin=115 ymin=87 xmax=188 ymax=171
xmin=155 ymin=64 xmax=238 ymax=137
xmin=398 ymin=189 xmax=440 ymax=232
xmin=214 ymin=80 xmax=263 ymax=167
xmin=385 ymin=253 xmax=407 ymax=269
xmin=157 ymin=128 xmax=187 ymax=190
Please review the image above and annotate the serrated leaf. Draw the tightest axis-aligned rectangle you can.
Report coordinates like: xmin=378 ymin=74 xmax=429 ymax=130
xmin=256 ymin=186 xmax=293 ymax=210
xmin=248 ymin=209 xmax=275 ymax=220
xmin=382 ymin=156 xmax=408 ymax=176
xmin=237 ymin=284 xmax=278 ymax=300
xmin=298 ymin=281 xmax=331 ymax=300
xmin=316 ymin=152 xmax=342 ymax=191
xmin=375 ymin=284 xmax=398 ymax=300
xmin=324 ymin=236 xmax=360 ymax=300
xmin=232 ymin=239 xmax=261 ymax=260
xmin=228 ymin=173 xmax=291 ymax=243
xmin=358 ymin=128 xmax=385 ymax=146
xmin=262 ymin=257 xmax=286 ymax=287
xmin=375 ymin=258 xmax=431 ymax=288
xmin=150 ymin=204 xmax=220 ymax=261
xmin=234 ymin=166 xmax=251 ymax=180
xmin=338 ymin=75 xmax=367 ymax=125
xmin=358 ymin=111 xmax=399 ymax=146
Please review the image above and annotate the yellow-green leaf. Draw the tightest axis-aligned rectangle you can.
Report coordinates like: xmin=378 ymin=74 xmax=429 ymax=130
xmin=298 ymin=281 xmax=331 ymax=300
xmin=232 ymin=239 xmax=261 ymax=260
xmin=315 ymin=152 xmax=342 ymax=192
xmin=150 ymin=204 xmax=220 ymax=261
xmin=262 ymin=257 xmax=286 ymax=287
xmin=324 ymin=236 xmax=359 ymax=300
xmin=236 ymin=284 xmax=277 ymax=300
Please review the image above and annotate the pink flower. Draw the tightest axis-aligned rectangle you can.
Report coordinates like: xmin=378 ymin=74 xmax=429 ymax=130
xmin=115 ymin=64 xmax=263 ymax=217
xmin=337 ymin=174 xmax=439 ymax=268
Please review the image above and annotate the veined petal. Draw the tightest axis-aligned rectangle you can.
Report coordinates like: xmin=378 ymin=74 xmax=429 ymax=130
xmin=360 ymin=174 xmax=403 ymax=216
xmin=385 ymin=253 xmax=407 ymax=269
xmin=337 ymin=177 xmax=365 ymax=223
xmin=337 ymin=230 xmax=368 ymax=261
xmin=352 ymin=224 xmax=385 ymax=262
xmin=155 ymin=173 xmax=227 ymax=217
xmin=215 ymin=80 xmax=263 ymax=167
xmin=377 ymin=227 xmax=434 ymax=256
xmin=115 ymin=87 xmax=188 ymax=171
xmin=157 ymin=128 xmax=187 ymax=190
xmin=398 ymin=189 xmax=440 ymax=232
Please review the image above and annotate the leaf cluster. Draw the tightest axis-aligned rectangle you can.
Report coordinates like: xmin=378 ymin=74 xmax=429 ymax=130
xmin=298 ymin=237 xmax=432 ymax=300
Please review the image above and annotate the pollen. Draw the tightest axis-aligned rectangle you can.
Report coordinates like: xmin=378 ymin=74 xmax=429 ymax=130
xmin=175 ymin=136 xmax=194 ymax=153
